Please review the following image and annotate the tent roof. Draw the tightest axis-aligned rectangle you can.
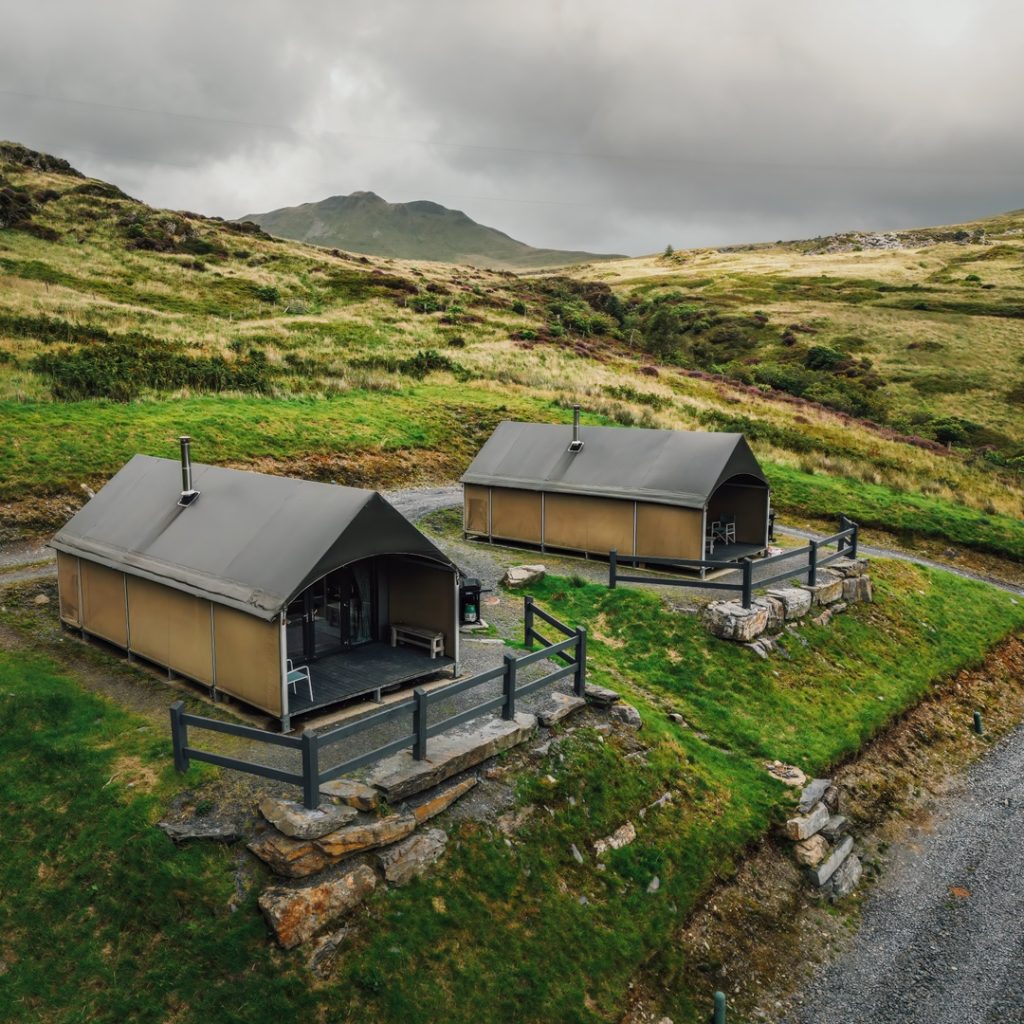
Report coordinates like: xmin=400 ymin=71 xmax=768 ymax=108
xmin=460 ymin=422 xmax=768 ymax=508
xmin=51 ymin=455 xmax=456 ymax=620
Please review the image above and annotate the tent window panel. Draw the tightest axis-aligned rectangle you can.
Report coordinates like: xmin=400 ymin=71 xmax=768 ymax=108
xmin=464 ymin=485 xmax=489 ymax=534
xmin=544 ymin=493 xmax=634 ymax=555
xmin=125 ymin=577 xmax=213 ymax=684
xmin=214 ymin=605 xmax=283 ymax=715
xmin=490 ymin=488 xmax=542 ymax=542
xmin=80 ymin=560 xmax=128 ymax=646
xmin=57 ymin=552 xmax=81 ymax=626
xmin=635 ymin=504 xmax=703 ymax=559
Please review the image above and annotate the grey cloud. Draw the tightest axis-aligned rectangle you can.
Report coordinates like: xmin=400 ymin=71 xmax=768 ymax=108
xmin=1 ymin=0 xmax=1021 ymax=253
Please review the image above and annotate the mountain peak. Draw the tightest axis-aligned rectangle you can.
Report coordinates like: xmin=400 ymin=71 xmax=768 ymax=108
xmin=241 ymin=192 xmax=624 ymax=270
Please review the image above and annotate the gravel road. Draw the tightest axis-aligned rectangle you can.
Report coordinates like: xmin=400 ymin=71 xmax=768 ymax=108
xmin=785 ymin=725 xmax=1024 ymax=1024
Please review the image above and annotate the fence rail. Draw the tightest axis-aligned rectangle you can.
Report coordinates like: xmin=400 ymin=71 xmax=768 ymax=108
xmin=170 ymin=597 xmax=586 ymax=808
xmin=609 ymin=515 xmax=859 ymax=609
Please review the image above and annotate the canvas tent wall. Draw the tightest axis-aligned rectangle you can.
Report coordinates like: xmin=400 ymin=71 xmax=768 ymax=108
xmin=52 ymin=454 xmax=459 ymax=726
xmin=461 ymin=421 xmax=770 ymax=560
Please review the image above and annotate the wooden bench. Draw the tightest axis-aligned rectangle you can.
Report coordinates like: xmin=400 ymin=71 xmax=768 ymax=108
xmin=390 ymin=624 xmax=445 ymax=659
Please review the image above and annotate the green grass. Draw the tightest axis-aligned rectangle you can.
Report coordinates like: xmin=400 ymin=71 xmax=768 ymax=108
xmin=767 ymin=460 xmax=1024 ymax=561
xmin=0 ymin=649 xmax=316 ymax=1023
xmin=2 ymin=560 xmax=1022 ymax=1022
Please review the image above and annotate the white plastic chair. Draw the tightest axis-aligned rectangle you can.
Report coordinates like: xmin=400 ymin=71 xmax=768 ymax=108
xmin=286 ymin=659 xmax=313 ymax=701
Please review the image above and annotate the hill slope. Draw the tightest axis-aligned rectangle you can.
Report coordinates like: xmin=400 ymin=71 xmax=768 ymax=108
xmin=3 ymin=139 xmax=1024 ymax=569
xmin=242 ymin=190 xmax=623 ymax=269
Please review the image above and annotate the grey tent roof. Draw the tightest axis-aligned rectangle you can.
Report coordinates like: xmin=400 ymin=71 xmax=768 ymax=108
xmin=51 ymin=455 xmax=456 ymax=620
xmin=461 ymin=422 xmax=768 ymax=508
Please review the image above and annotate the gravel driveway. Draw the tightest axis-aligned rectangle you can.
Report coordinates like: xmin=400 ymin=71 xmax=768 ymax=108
xmin=784 ymin=724 xmax=1024 ymax=1024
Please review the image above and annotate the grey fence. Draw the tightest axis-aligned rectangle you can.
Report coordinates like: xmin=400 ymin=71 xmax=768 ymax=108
xmin=170 ymin=597 xmax=586 ymax=808
xmin=609 ymin=515 xmax=859 ymax=608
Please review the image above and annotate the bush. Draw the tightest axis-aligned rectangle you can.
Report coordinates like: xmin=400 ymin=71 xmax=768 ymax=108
xmin=804 ymin=345 xmax=846 ymax=371
xmin=253 ymin=285 xmax=280 ymax=304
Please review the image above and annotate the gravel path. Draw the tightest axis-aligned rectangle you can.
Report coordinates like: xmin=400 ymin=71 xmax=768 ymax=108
xmin=785 ymin=725 xmax=1024 ymax=1024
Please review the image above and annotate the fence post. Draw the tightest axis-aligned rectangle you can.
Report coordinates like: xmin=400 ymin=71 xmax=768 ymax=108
xmin=609 ymin=548 xmax=617 ymax=589
xmin=741 ymin=558 xmax=753 ymax=609
xmin=713 ymin=990 xmax=727 ymax=1024
xmin=524 ymin=595 xmax=535 ymax=649
xmin=574 ymin=627 xmax=587 ymax=697
xmin=850 ymin=519 xmax=859 ymax=559
xmin=838 ymin=514 xmax=848 ymax=552
xmin=808 ymin=539 xmax=818 ymax=586
xmin=503 ymin=652 xmax=517 ymax=721
xmin=413 ymin=687 xmax=428 ymax=760
xmin=301 ymin=729 xmax=320 ymax=810
xmin=169 ymin=700 xmax=189 ymax=773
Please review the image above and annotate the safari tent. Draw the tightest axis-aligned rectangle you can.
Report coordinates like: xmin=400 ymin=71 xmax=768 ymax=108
xmin=461 ymin=415 xmax=770 ymax=563
xmin=51 ymin=441 xmax=459 ymax=731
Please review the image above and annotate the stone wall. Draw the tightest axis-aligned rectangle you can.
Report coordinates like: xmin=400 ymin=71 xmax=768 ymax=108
xmin=702 ymin=557 xmax=872 ymax=656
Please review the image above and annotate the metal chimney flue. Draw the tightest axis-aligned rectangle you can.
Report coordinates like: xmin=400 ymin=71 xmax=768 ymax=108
xmin=177 ymin=435 xmax=200 ymax=507
xmin=568 ymin=405 xmax=584 ymax=453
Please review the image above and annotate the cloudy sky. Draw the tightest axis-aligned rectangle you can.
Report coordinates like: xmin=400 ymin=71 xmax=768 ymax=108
xmin=1 ymin=1 xmax=1021 ymax=254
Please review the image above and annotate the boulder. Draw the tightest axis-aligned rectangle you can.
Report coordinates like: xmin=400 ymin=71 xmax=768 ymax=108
xmin=811 ymin=609 xmax=833 ymax=628
xmin=610 ymin=702 xmax=643 ymax=729
xmin=785 ymin=801 xmax=829 ymax=841
xmin=798 ymin=778 xmax=832 ymax=813
xmin=537 ymin=692 xmax=587 ymax=727
xmin=247 ymin=831 xmax=332 ymax=879
xmin=828 ymin=852 xmax=863 ymax=900
xmin=801 ymin=572 xmax=844 ymax=606
xmin=584 ymin=684 xmax=620 ymax=707
xmin=258 ymin=864 xmax=377 ymax=949
xmin=702 ymin=599 xmax=769 ymax=642
xmin=503 ymin=564 xmax=546 ymax=588
xmin=746 ymin=637 xmax=775 ymax=659
xmin=32 ymin=593 xmax=50 ymax=606
xmin=258 ymin=796 xmax=358 ymax=840
xmin=808 ymin=835 xmax=854 ymax=887
xmin=842 ymin=576 xmax=874 ymax=604
xmin=765 ymin=586 xmax=812 ymax=620
xmin=316 ymin=814 xmax=417 ymax=860
xmin=822 ymin=786 xmax=841 ymax=814
xmin=377 ymin=828 xmax=448 ymax=886
xmin=594 ymin=821 xmax=637 ymax=857
xmin=409 ymin=776 xmax=478 ymax=824
xmin=319 ymin=779 xmax=379 ymax=811
xmin=794 ymin=834 xmax=830 ymax=867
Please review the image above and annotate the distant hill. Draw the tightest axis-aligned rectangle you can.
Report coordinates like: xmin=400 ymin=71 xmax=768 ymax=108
xmin=241 ymin=191 xmax=624 ymax=270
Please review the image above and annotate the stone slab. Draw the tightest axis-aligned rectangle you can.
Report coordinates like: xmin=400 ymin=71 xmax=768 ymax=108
xmin=537 ymin=692 xmax=587 ymax=727
xmin=829 ymin=557 xmax=868 ymax=578
xmin=409 ymin=775 xmax=478 ymax=824
xmin=247 ymin=831 xmax=333 ymax=878
xmin=821 ymin=814 xmax=849 ymax=842
xmin=158 ymin=817 xmax=241 ymax=844
xmin=258 ymin=865 xmax=376 ymax=949
xmin=828 ymin=851 xmax=863 ymax=900
xmin=503 ymin=565 xmax=546 ymax=588
xmin=258 ymin=796 xmax=358 ymax=840
xmin=319 ymin=779 xmax=379 ymax=811
xmin=584 ymin=684 xmax=620 ymax=707
xmin=785 ymin=801 xmax=830 ymax=841
xmin=702 ymin=600 xmax=770 ymax=642
xmin=808 ymin=834 xmax=854 ymax=887
xmin=801 ymin=573 xmax=844 ymax=607
xmin=377 ymin=828 xmax=448 ymax=885
xmin=366 ymin=712 xmax=537 ymax=802
xmin=843 ymin=575 xmax=873 ymax=604
xmin=798 ymin=778 xmax=832 ymax=813
xmin=316 ymin=814 xmax=417 ymax=859
xmin=766 ymin=586 xmax=813 ymax=620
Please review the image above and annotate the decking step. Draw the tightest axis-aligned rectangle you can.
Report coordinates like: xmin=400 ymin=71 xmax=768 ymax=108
xmin=366 ymin=712 xmax=537 ymax=802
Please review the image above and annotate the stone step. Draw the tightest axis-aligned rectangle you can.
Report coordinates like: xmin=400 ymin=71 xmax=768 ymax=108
xmin=366 ymin=712 xmax=538 ymax=802
xmin=536 ymin=692 xmax=586 ymax=727
xmin=808 ymin=834 xmax=854 ymax=887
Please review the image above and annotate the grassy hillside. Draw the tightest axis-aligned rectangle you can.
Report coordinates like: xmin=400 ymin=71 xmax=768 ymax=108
xmin=243 ymin=190 xmax=624 ymax=270
xmin=3 ymin=140 xmax=1024 ymax=564
xmin=2 ymin=561 xmax=1022 ymax=1023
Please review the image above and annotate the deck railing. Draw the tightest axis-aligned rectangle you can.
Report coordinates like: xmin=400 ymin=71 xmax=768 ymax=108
xmin=609 ymin=515 xmax=859 ymax=608
xmin=170 ymin=597 xmax=586 ymax=808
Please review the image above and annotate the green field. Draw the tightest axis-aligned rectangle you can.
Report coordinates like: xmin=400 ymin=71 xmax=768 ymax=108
xmin=2 ymin=559 xmax=1021 ymax=1023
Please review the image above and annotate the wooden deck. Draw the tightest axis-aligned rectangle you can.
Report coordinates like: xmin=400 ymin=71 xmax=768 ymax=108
xmin=287 ymin=642 xmax=455 ymax=718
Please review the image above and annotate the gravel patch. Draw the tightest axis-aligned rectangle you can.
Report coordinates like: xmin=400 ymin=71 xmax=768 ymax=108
xmin=785 ymin=724 xmax=1024 ymax=1023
